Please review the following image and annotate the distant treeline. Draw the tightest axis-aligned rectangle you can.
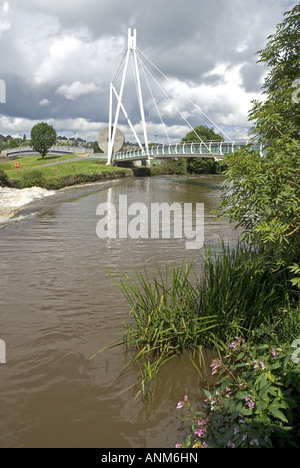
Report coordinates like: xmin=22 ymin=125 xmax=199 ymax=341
xmin=0 ymin=134 xmax=101 ymax=153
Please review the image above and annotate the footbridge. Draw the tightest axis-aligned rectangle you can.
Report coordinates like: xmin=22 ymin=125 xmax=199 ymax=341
xmin=101 ymin=29 xmax=262 ymax=166
xmin=2 ymin=146 xmax=91 ymax=159
xmin=114 ymin=140 xmax=263 ymax=163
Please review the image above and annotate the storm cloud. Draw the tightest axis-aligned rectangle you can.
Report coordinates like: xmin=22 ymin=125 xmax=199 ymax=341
xmin=0 ymin=0 xmax=297 ymax=143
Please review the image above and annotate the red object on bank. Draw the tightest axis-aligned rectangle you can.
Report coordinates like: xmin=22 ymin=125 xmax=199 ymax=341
xmin=14 ymin=162 xmax=20 ymax=168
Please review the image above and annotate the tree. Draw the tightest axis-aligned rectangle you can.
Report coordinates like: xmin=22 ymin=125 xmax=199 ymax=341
xmin=181 ymin=125 xmax=224 ymax=143
xmin=249 ymin=4 xmax=300 ymax=141
xmin=31 ymin=122 xmax=57 ymax=159
xmin=182 ymin=125 xmax=223 ymax=174
xmin=219 ymin=5 xmax=300 ymax=275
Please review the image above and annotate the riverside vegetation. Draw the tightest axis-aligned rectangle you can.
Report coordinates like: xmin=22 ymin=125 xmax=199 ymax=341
xmin=92 ymin=5 xmax=300 ymax=449
xmin=0 ymin=152 xmax=218 ymax=190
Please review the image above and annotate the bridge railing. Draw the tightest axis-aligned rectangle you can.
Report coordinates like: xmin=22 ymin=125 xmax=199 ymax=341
xmin=114 ymin=140 xmax=263 ymax=161
xmin=2 ymin=145 xmax=93 ymax=159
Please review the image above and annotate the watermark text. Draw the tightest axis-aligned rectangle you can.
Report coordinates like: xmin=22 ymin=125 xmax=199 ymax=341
xmin=0 ymin=339 xmax=6 ymax=364
xmin=96 ymin=195 xmax=204 ymax=250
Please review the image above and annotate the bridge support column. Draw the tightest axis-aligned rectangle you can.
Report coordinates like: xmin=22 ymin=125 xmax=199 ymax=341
xmin=106 ymin=28 xmax=149 ymax=166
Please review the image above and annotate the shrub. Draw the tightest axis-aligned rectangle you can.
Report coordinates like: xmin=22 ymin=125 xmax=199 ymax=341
xmin=20 ymin=169 xmax=46 ymax=188
xmin=0 ymin=169 xmax=10 ymax=186
xmin=187 ymin=158 xmax=219 ymax=174
xmin=150 ymin=158 xmax=187 ymax=175
xmin=176 ymin=338 xmax=300 ymax=448
xmin=45 ymin=169 xmax=133 ymax=189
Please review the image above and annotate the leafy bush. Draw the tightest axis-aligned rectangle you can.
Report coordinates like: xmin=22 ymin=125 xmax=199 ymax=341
xmin=45 ymin=169 xmax=133 ymax=189
xmin=150 ymin=158 xmax=187 ymax=175
xmin=187 ymin=158 xmax=219 ymax=174
xmin=20 ymin=169 xmax=46 ymax=188
xmin=176 ymin=339 xmax=300 ymax=448
xmin=219 ymin=138 xmax=300 ymax=272
xmin=0 ymin=169 xmax=10 ymax=186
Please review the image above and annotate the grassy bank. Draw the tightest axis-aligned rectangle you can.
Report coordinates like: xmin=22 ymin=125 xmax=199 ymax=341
xmin=0 ymin=155 xmax=221 ymax=190
xmin=0 ymin=155 xmax=133 ymax=189
xmin=0 ymin=153 xmax=79 ymax=171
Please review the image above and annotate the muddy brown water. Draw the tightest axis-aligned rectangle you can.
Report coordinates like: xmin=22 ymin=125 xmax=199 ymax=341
xmin=0 ymin=175 xmax=240 ymax=448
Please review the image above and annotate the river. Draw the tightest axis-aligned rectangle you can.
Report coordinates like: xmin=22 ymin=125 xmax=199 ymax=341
xmin=0 ymin=175 xmax=240 ymax=448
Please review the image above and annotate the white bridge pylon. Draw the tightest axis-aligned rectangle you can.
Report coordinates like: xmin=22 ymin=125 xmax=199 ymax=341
xmin=106 ymin=28 xmax=244 ymax=165
xmin=107 ymin=28 xmax=150 ymax=165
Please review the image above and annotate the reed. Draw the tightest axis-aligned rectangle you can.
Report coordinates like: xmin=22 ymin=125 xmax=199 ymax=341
xmin=195 ymin=243 xmax=288 ymax=342
xmin=95 ymin=243 xmax=293 ymax=396
xmin=110 ymin=261 xmax=218 ymax=396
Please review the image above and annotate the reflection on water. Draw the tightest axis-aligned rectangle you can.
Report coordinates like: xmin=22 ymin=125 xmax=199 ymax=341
xmin=0 ymin=175 xmax=240 ymax=448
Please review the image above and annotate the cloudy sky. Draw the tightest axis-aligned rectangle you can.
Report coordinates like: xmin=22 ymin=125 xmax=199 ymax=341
xmin=0 ymin=0 xmax=298 ymax=144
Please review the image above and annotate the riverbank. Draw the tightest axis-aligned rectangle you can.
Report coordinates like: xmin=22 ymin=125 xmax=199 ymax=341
xmin=0 ymin=160 xmax=133 ymax=190
xmin=0 ymin=154 xmax=221 ymax=190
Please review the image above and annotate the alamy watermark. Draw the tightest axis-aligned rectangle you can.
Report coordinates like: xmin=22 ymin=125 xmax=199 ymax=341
xmin=0 ymin=79 xmax=6 ymax=103
xmin=0 ymin=339 xmax=6 ymax=364
xmin=96 ymin=195 xmax=204 ymax=250
xmin=292 ymin=79 xmax=300 ymax=104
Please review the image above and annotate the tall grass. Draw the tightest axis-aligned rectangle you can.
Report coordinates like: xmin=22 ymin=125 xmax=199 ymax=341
xmin=114 ymin=261 xmax=218 ymax=395
xmin=195 ymin=243 xmax=290 ymax=342
xmin=94 ymin=243 xmax=296 ymax=396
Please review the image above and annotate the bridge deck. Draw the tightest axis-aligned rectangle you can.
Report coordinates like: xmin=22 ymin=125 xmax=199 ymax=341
xmin=114 ymin=141 xmax=262 ymax=162
xmin=2 ymin=146 xmax=92 ymax=159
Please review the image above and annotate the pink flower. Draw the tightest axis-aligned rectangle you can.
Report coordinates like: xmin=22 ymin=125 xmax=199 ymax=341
xmin=271 ymin=349 xmax=277 ymax=357
xmin=194 ymin=428 xmax=205 ymax=438
xmin=176 ymin=401 xmax=184 ymax=409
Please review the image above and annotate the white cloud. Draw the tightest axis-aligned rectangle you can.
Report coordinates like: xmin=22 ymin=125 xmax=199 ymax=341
xmin=0 ymin=1 xmax=10 ymax=36
xmin=2 ymin=2 xmax=9 ymax=12
xmin=56 ymin=81 xmax=99 ymax=100
xmin=39 ymin=98 xmax=51 ymax=106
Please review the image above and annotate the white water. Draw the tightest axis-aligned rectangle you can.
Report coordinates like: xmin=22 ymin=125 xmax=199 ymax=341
xmin=0 ymin=186 xmax=56 ymax=223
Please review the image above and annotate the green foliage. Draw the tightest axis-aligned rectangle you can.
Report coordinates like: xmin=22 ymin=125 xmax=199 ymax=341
xmin=249 ymin=4 xmax=300 ymax=141
xmin=219 ymin=137 xmax=300 ymax=271
xmin=104 ymin=260 xmax=217 ymax=397
xmin=176 ymin=339 xmax=300 ymax=448
xmin=94 ymin=244 xmax=298 ymax=397
xmin=181 ymin=125 xmax=224 ymax=143
xmin=219 ymin=5 xmax=300 ymax=282
xmin=187 ymin=158 xmax=219 ymax=174
xmin=20 ymin=169 xmax=46 ymax=188
xmin=289 ymin=264 xmax=300 ymax=289
xmin=0 ymin=134 xmax=25 ymax=151
xmin=31 ymin=122 xmax=57 ymax=159
xmin=0 ymin=169 xmax=10 ymax=186
xmin=45 ymin=169 xmax=133 ymax=190
xmin=182 ymin=125 xmax=224 ymax=174
xmin=195 ymin=243 xmax=296 ymax=343
xmin=150 ymin=158 xmax=187 ymax=175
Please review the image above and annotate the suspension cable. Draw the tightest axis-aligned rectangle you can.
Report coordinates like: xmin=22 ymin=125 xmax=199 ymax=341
xmin=137 ymin=47 xmax=233 ymax=143
xmin=137 ymin=52 xmax=171 ymax=145
xmin=135 ymin=53 xmax=218 ymax=157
